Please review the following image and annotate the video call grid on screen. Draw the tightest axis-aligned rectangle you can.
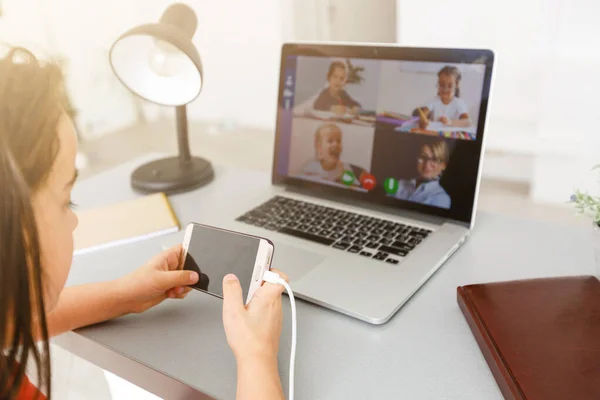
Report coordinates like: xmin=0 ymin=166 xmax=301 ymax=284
xmin=274 ymin=49 xmax=492 ymax=223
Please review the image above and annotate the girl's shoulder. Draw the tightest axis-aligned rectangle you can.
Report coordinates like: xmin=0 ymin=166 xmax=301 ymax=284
xmin=317 ymin=87 xmax=330 ymax=96
xmin=17 ymin=374 xmax=47 ymax=400
xmin=430 ymin=180 xmax=450 ymax=194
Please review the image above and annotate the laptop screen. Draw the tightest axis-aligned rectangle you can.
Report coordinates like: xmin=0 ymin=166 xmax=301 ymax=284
xmin=273 ymin=44 xmax=494 ymax=224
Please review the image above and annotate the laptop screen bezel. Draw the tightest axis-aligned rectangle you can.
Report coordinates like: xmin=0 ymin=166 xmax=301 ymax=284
xmin=271 ymin=42 xmax=494 ymax=225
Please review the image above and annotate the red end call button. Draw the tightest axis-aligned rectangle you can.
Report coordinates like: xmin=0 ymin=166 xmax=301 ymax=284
xmin=360 ymin=173 xmax=376 ymax=191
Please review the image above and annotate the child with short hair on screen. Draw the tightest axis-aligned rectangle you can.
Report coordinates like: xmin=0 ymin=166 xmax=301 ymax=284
xmin=394 ymin=139 xmax=451 ymax=209
xmin=301 ymin=123 xmax=360 ymax=186
xmin=414 ymin=65 xmax=472 ymax=129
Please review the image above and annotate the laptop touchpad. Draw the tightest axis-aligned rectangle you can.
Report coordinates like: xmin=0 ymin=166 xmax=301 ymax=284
xmin=270 ymin=242 xmax=324 ymax=282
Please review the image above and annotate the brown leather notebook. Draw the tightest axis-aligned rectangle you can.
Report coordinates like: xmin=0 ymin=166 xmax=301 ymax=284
xmin=457 ymin=276 xmax=600 ymax=400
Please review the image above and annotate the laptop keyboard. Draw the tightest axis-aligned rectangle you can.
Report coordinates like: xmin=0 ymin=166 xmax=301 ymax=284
xmin=235 ymin=196 xmax=432 ymax=264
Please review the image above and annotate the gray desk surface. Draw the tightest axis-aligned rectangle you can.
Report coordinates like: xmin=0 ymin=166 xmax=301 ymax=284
xmin=54 ymin=155 xmax=596 ymax=400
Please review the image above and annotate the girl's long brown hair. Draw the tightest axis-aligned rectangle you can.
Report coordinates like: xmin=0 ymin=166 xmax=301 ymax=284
xmin=0 ymin=46 xmax=67 ymax=399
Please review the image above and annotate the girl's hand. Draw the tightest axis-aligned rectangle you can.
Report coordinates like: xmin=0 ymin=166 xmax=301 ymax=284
xmin=450 ymin=116 xmax=472 ymax=128
xmin=118 ymin=245 xmax=199 ymax=314
xmin=439 ymin=116 xmax=449 ymax=125
xmin=350 ymin=106 xmax=360 ymax=116
xmin=222 ymin=270 xmax=289 ymax=364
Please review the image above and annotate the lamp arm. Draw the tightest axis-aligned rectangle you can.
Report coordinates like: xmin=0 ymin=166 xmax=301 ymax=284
xmin=176 ymin=105 xmax=192 ymax=162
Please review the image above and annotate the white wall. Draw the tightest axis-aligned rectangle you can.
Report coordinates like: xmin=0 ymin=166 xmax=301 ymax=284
xmin=397 ymin=0 xmax=600 ymax=203
xmin=291 ymin=0 xmax=396 ymax=43
xmin=0 ymin=1 xmax=45 ymax=47
xmin=0 ymin=0 xmax=397 ymax=140
xmin=0 ymin=0 xmax=156 ymax=138
xmin=397 ymin=0 xmax=549 ymax=151
xmin=0 ymin=0 xmax=286 ymax=138
xmin=327 ymin=0 xmax=396 ymax=43
xmin=184 ymin=0 xmax=284 ymax=131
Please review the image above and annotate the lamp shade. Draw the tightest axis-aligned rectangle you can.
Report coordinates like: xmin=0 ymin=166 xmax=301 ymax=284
xmin=109 ymin=4 xmax=203 ymax=106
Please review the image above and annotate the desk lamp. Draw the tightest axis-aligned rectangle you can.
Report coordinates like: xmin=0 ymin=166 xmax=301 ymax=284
xmin=109 ymin=3 xmax=214 ymax=194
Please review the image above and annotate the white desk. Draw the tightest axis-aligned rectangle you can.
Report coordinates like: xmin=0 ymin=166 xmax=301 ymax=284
xmin=53 ymin=156 xmax=597 ymax=400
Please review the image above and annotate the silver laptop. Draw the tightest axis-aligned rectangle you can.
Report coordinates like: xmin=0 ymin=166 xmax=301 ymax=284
xmin=224 ymin=43 xmax=494 ymax=324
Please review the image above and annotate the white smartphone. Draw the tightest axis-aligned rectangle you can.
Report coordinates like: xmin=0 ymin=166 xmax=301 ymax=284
xmin=181 ymin=223 xmax=274 ymax=304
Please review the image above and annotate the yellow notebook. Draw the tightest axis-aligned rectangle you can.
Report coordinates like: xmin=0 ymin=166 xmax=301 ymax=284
xmin=73 ymin=192 xmax=180 ymax=255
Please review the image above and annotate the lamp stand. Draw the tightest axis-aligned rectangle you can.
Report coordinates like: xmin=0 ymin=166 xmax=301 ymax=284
xmin=130 ymin=105 xmax=214 ymax=195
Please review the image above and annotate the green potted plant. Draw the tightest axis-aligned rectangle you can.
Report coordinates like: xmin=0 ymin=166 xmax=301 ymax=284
xmin=570 ymin=164 xmax=600 ymax=277
xmin=345 ymin=59 xmax=365 ymax=84
xmin=571 ymin=165 xmax=600 ymax=222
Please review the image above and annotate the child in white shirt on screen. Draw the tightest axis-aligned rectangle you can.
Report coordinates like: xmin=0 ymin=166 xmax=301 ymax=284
xmin=414 ymin=66 xmax=472 ymax=129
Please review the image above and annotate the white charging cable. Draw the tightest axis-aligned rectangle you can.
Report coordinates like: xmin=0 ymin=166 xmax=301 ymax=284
xmin=263 ymin=270 xmax=296 ymax=400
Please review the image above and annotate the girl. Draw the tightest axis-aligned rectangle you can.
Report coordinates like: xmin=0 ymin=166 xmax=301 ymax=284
xmin=0 ymin=47 xmax=287 ymax=400
xmin=415 ymin=66 xmax=472 ymax=129
xmin=313 ymin=60 xmax=361 ymax=116
xmin=301 ymin=123 xmax=363 ymax=187
xmin=302 ymin=123 xmax=346 ymax=182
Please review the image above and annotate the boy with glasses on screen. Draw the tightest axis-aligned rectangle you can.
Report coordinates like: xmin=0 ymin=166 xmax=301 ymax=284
xmin=393 ymin=139 xmax=451 ymax=209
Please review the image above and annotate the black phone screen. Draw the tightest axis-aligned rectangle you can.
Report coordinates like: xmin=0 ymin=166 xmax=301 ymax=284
xmin=183 ymin=225 xmax=261 ymax=299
